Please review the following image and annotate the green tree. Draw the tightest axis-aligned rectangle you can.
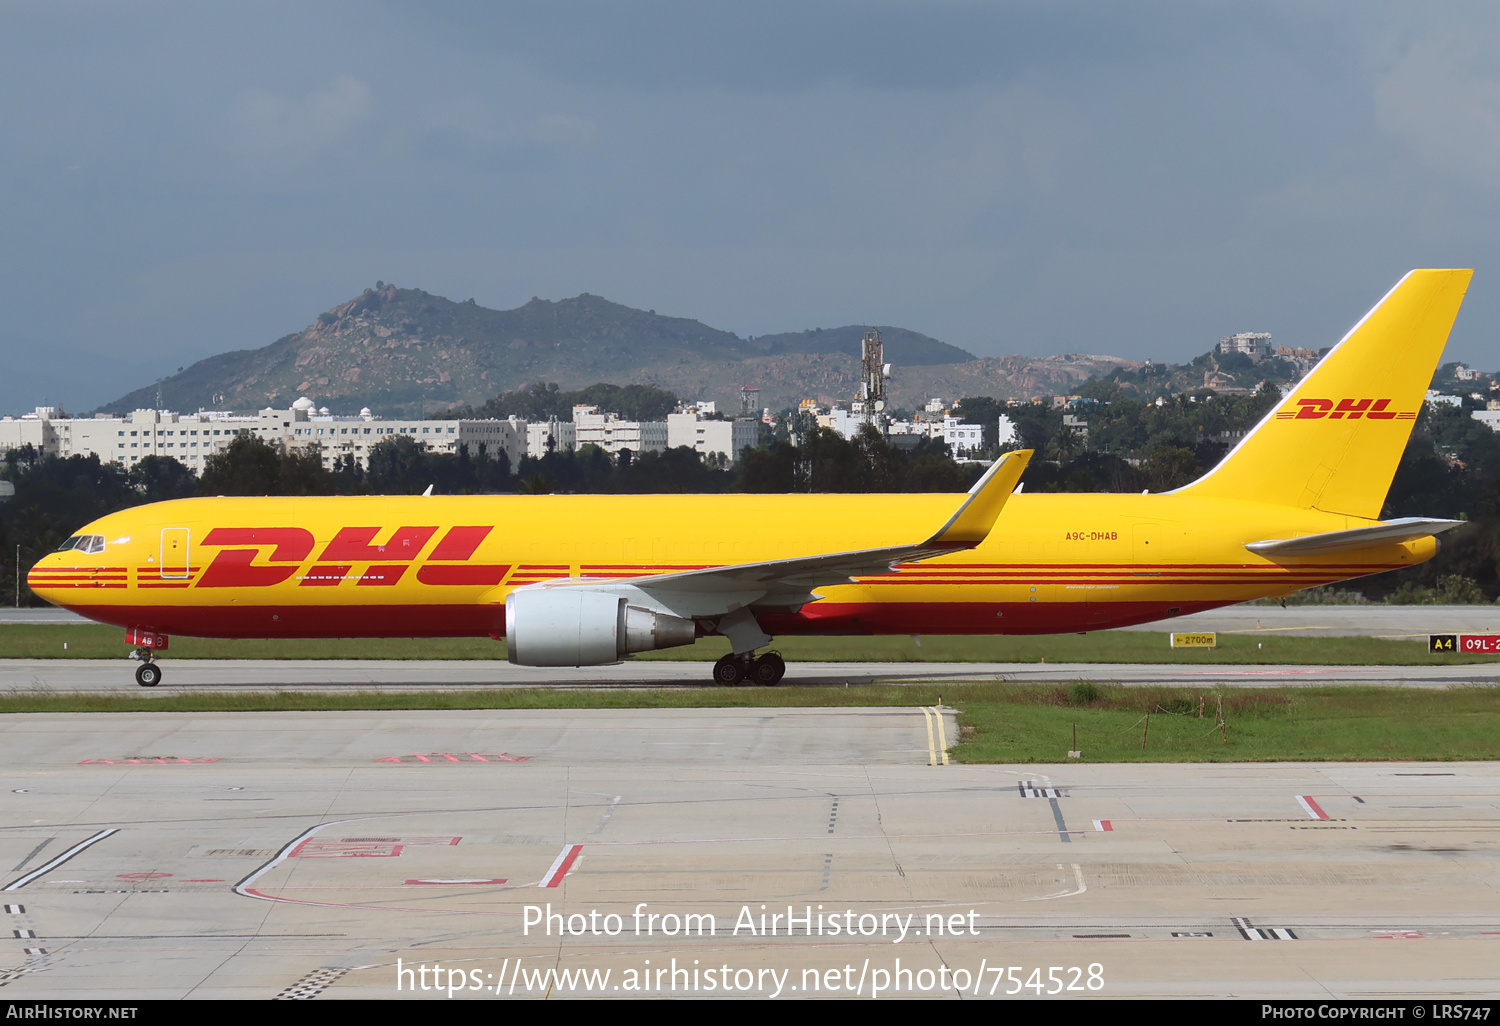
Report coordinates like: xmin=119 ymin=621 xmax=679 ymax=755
xmin=366 ymin=436 xmax=431 ymax=494
xmin=200 ymin=436 xmax=284 ymax=495
xmin=128 ymin=455 xmax=197 ymax=502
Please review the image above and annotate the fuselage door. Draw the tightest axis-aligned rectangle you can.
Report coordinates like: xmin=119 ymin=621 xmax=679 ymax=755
xmin=161 ymin=528 xmax=190 ymax=579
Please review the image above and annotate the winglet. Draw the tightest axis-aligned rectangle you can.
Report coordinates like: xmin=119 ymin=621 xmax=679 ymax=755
xmin=923 ymin=449 xmax=1032 ymax=548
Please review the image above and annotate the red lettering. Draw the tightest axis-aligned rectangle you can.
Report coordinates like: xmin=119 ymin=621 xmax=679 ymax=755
xmin=356 ymin=564 xmax=409 ymax=587
xmin=1294 ymin=398 xmax=1333 ymax=419
xmin=320 ymin=526 xmax=438 ymax=562
xmin=416 ymin=564 xmax=511 ymax=586
xmin=429 ymin=525 xmax=493 ymax=561
xmin=1366 ymin=398 xmax=1396 ymax=420
xmin=201 ymin=527 xmax=314 ymax=562
xmin=197 ymin=548 xmax=300 ymax=588
xmin=1331 ymin=398 xmax=1373 ymax=419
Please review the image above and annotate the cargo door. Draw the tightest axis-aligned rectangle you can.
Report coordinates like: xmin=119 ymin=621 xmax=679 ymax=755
xmin=160 ymin=528 xmax=190 ymax=579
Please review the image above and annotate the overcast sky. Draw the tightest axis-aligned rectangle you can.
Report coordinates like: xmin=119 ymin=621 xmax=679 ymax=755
xmin=4 ymin=1 xmax=1500 ymax=413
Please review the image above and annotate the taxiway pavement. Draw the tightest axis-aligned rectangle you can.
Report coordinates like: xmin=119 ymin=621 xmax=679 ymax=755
xmin=0 ymin=707 xmax=1495 ymax=1000
xmin=3 ymin=656 xmax=1499 ymax=692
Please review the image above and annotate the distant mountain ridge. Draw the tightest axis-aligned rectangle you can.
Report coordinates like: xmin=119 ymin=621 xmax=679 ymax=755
xmin=101 ymin=285 xmax=1135 ymax=416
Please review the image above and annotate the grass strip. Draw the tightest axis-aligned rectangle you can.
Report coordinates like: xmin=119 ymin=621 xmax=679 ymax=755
xmin=2 ymin=624 xmax=1493 ymax=665
xmin=0 ymin=682 xmax=1494 ymax=763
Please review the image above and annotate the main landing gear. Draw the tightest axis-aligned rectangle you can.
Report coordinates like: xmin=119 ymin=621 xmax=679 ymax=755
xmin=132 ymin=650 xmax=161 ymax=688
xmin=712 ymin=651 xmax=786 ymax=686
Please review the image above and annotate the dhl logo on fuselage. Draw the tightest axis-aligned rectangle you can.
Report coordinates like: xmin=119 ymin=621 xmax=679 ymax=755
xmin=195 ymin=525 xmax=509 ymax=588
xmin=1273 ymin=399 xmax=1417 ymax=421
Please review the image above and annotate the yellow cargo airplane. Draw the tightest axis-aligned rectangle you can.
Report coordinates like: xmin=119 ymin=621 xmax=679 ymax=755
xmin=29 ymin=269 xmax=1472 ymax=688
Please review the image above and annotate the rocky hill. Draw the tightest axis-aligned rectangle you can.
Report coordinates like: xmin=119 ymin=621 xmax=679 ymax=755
xmin=101 ymin=285 xmax=1138 ymax=415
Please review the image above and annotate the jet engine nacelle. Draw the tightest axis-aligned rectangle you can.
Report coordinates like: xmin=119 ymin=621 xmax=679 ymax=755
xmin=505 ymin=588 xmax=698 ymax=666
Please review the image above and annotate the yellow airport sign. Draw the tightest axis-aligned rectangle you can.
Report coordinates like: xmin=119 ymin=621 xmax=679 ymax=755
xmin=1171 ymin=632 xmax=1217 ymax=649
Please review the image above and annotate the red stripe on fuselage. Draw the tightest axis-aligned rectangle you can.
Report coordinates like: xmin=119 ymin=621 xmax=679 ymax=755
xmin=63 ymin=599 xmax=1226 ymax=639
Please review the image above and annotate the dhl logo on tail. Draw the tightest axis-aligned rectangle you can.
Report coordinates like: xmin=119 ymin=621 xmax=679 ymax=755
xmin=1274 ymin=399 xmax=1417 ymax=421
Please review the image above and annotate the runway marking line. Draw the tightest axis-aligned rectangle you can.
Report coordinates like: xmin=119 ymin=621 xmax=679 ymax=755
xmin=3 ymin=829 xmax=118 ymax=892
xmin=539 ymin=844 xmax=582 ymax=887
xmin=1093 ymin=820 xmax=1112 ymax=832
xmin=1296 ymin=795 xmax=1330 ymax=820
xmin=920 ymin=707 xmax=949 ymax=766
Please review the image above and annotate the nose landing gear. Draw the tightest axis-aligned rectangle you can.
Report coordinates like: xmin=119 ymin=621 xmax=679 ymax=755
xmin=712 ymin=651 xmax=786 ymax=686
xmin=125 ymin=629 xmax=168 ymax=688
xmin=133 ymin=652 xmax=161 ymax=688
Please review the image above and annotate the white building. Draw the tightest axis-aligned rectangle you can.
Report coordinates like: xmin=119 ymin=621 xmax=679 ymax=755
xmin=525 ymin=418 xmax=576 ymax=458
xmin=666 ymin=412 xmax=759 ymax=464
xmin=289 ymin=401 xmax=525 ymax=472
xmin=1218 ymin=332 xmax=1272 ymax=359
xmin=572 ymin=405 xmax=668 ymax=456
xmin=0 ymin=399 xmax=526 ymax=475
xmin=1472 ymin=409 xmax=1500 ymax=432
xmin=1 ymin=406 xmax=287 ymax=472
xmin=944 ymin=416 xmax=985 ymax=454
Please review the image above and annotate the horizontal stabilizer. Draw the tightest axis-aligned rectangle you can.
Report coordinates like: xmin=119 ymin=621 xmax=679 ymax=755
xmin=1245 ymin=517 xmax=1464 ymax=557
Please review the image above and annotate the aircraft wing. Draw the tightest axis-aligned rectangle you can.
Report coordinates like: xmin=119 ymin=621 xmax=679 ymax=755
xmin=625 ymin=448 xmax=1032 ymax=596
xmin=1245 ymin=517 xmax=1464 ymax=557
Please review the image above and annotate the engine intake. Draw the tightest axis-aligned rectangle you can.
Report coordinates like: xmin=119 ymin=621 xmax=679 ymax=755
xmin=505 ymin=589 xmax=697 ymax=666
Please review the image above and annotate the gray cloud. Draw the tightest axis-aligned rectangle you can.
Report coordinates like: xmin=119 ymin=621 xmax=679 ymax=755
xmin=2 ymin=2 xmax=1499 ymax=416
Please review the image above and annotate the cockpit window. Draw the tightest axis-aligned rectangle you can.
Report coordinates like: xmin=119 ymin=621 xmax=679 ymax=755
xmin=55 ymin=535 xmax=105 ymax=554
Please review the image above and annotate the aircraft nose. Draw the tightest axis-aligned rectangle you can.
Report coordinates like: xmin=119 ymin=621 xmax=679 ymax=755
xmin=26 ymin=551 xmax=93 ymax=604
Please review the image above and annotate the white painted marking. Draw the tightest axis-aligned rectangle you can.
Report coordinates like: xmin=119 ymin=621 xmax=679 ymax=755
xmin=539 ymin=844 xmax=583 ymax=888
xmin=1092 ymin=819 xmax=1112 ymax=832
xmin=1295 ymin=795 xmax=1328 ymax=820
xmin=3 ymin=830 xmax=118 ymax=891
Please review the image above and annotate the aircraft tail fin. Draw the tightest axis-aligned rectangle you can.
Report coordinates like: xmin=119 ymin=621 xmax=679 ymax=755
xmin=1179 ymin=269 xmax=1472 ymax=518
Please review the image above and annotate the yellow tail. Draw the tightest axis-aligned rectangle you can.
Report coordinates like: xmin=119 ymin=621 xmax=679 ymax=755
xmin=1181 ymin=269 xmax=1472 ymax=518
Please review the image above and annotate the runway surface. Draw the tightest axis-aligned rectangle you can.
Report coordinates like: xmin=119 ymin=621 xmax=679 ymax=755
xmin=0 ymin=707 xmax=1496 ymax=1000
xmin=4 ymin=656 xmax=1500 ymax=692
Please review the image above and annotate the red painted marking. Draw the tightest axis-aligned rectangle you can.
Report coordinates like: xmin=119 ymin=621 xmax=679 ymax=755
xmin=416 ymin=564 xmax=511 ymax=586
xmin=1299 ymin=795 xmax=1330 ymax=820
xmin=125 ymin=627 xmax=168 ymax=649
xmin=201 ymin=527 xmax=315 ymax=562
xmin=355 ymin=564 xmax=409 ymax=587
xmin=406 ymin=878 xmax=506 ymax=886
xmin=290 ymin=840 xmax=403 ymax=858
xmin=320 ymin=526 xmax=437 ymax=562
xmin=196 ymin=548 xmax=300 ymax=588
xmin=184 ymin=879 xmax=224 ymax=883
xmin=541 ymin=844 xmax=583 ymax=887
xmin=429 ymin=526 xmax=493 ymax=561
